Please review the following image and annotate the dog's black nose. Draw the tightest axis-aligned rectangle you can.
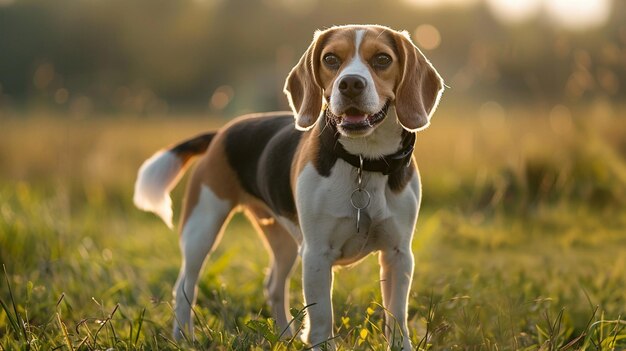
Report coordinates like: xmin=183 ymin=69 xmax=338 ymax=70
xmin=338 ymin=75 xmax=367 ymax=98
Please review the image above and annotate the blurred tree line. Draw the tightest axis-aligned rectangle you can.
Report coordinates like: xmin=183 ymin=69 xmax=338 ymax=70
xmin=0 ymin=0 xmax=624 ymax=116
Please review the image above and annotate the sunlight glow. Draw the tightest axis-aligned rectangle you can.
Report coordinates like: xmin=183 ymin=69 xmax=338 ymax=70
xmin=546 ymin=0 xmax=612 ymax=30
xmin=414 ymin=24 xmax=441 ymax=50
xmin=210 ymin=85 xmax=234 ymax=110
xmin=486 ymin=0 xmax=541 ymax=23
xmin=404 ymin=0 xmax=613 ymax=29
xmin=402 ymin=0 xmax=479 ymax=8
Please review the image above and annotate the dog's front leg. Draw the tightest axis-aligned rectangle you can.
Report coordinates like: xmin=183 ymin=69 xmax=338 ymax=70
xmin=301 ymin=245 xmax=336 ymax=350
xmin=380 ymin=247 xmax=414 ymax=350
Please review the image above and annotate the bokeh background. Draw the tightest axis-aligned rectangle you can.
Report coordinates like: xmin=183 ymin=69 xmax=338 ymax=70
xmin=1 ymin=0 xmax=625 ymax=349
xmin=1 ymin=0 xmax=625 ymax=116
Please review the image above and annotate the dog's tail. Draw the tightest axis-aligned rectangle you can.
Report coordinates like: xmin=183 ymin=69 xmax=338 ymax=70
xmin=133 ymin=132 xmax=216 ymax=228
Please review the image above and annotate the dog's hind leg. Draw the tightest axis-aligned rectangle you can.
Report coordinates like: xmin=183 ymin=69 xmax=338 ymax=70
xmin=172 ymin=184 xmax=233 ymax=340
xmin=247 ymin=207 xmax=299 ymax=337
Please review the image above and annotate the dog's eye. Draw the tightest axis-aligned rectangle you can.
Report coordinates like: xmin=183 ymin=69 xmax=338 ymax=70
xmin=371 ymin=53 xmax=392 ymax=69
xmin=323 ymin=53 xmax=341 ymax=69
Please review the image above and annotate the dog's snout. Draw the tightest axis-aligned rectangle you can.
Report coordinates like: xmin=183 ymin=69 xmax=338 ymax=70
xmin=338 ymin=75 xmax=367 ymax=98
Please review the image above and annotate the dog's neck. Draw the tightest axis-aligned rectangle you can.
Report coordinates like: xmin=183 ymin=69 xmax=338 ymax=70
xmin=336 ymin=106 xmax=405 ymax=159
xmin=315 ymin=107 xmax=415 ymax=177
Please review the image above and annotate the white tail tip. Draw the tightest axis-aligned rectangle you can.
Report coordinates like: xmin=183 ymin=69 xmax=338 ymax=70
xmin=133 ymin=150 xmax=183 ymax=229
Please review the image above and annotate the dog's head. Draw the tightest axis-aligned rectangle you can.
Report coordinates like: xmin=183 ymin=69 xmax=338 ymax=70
xmin=284 ymin=24 xmax=444 ymax=136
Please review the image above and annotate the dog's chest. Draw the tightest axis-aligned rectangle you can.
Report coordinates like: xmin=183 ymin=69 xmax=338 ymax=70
xmin=295 ymin=160 xmax=420 ymax=264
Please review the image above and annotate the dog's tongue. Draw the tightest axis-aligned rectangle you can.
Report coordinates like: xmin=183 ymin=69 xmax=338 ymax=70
xmin=343 ymin=114 xmax=368 ymax=123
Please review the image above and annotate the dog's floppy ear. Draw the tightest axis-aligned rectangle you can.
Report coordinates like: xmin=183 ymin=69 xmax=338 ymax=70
xmin=393 ymin=30 xmax=444 ymax=132
xmin=284 ymin=30 xmax=327 ymax=131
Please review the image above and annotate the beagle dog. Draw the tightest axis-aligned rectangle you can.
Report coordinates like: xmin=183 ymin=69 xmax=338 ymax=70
xmin=134 ymin=24 xmax=443 ymax=349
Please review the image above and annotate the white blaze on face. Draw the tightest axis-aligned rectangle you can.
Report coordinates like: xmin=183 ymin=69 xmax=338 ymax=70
xmin=329 ymin=29 xmax=380 ymax=116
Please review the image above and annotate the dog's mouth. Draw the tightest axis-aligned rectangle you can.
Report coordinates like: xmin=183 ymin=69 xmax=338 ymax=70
xmin=327 ymin=101 xmax=390 ymax=133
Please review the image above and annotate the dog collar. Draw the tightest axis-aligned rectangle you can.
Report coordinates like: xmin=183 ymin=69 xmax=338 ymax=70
xmin=321 ymin=110 xmax=416 ymax=176
xmin=332 ymin=133 xmax=415 ymax=175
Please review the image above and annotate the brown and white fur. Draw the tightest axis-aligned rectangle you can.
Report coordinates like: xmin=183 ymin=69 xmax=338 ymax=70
xmin=134 ymin=24 xmax=443 ymax=350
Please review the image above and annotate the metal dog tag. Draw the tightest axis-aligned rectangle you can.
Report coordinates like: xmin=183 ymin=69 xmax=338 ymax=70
xmin=351 ymin=155 xmax=371 ymax=233
xmin=350 ymin=188 xmax=371 ymax=233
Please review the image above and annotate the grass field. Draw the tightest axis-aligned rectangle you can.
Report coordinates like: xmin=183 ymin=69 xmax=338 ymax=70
xmin=1 ymin=104 xmax=626 ymax=350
